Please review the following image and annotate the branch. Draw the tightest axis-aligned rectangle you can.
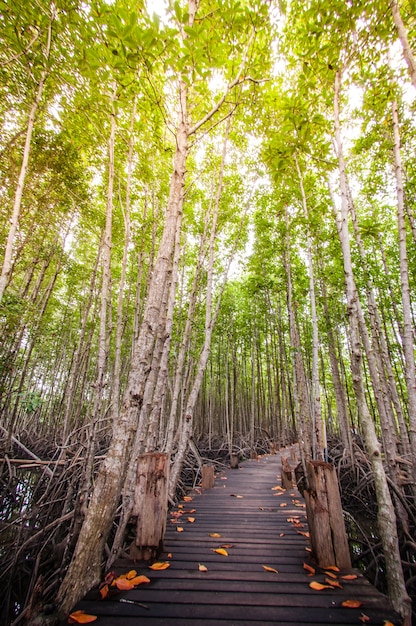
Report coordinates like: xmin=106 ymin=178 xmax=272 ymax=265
xmin=189 ymin=30 xmax=255 ymax=136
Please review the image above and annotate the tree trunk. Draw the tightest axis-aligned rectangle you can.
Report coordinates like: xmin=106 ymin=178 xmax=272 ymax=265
xmin=391 ymin=0 xmax=416 ymax=89
xmin=333 ymin=71 xmax=411 ymax=624
xmin=392 ymin=99 xmax=416 ymax=482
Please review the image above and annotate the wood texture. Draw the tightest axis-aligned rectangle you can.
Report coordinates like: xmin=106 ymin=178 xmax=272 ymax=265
xmin=201 ymin=464 xmax=215 ymax=489
xmin=304 ymin=460 xmax=352 ymax=570
xmin=64 ymin=450 xmax=401 ymax=626
xmin=131 ymin=452 xmax=169 ymax=560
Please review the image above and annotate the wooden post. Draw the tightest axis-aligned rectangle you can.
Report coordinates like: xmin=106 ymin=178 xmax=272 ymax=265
xmin=281 ymin=456 xmax=293 ymax=489
xmin=304 ymin=460 xmax=351 ymax=569
xmin=230 ymin=454 xmax=239 ymax=469
xmin=201 ymin=464 xmax=215 ymax=489
xmin=131 ymin=452 xmax=169 ymax=561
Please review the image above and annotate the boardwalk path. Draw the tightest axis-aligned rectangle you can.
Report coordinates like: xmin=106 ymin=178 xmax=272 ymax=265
xmin=72 ymin=452 xmax=402 ymax=626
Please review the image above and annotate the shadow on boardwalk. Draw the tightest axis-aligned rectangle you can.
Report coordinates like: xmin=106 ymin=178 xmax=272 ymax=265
xmin=66 ymin=452 xmax=402 ymax=626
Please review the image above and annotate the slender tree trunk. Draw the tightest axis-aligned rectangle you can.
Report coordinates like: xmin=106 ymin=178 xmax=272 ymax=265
xmin=0 ymin=22 xmax=52 ymax=302
xmin=392 ymin=99 xmax=416 ymax=477
xmin=295 ymin=155 xmax=324 ymax=459
xmin=333 ymin=71 xmax=411 ymax=623
xmin=391 ymin=0 xmax=416 ymax=89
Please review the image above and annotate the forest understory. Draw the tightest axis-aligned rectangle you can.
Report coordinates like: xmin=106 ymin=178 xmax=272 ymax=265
xmin=0 ymin=431 xmax=415 ymax=626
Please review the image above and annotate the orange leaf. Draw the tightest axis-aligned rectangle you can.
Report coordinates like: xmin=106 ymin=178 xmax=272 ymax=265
xmin=212 ymin=548 xmax=228 ymax=556
xmin=167 ymin=553 xmax=173 ymax=558
xmin=178 ymin=504 xmax=183 ymax=508
xmin=99 ymin=584 xmax=109 ymax=599
xmin=359 ymin=614 xmax=371 ymax=623
xmin=68 ymin=610 xmax=97 ymax=624
xmin=325 ymin=565 xmax=340 ymax=572
xmin=324 ymin=571 xmax=337 ymax=579
xmin=325 ymin=578 xmax=343 ymax=589
xmin=297 ymin=530 xmax=310 ymax=538
xmin=114 ymin=578 xmax=135 ymax=590
xmin=209 ymin=533 xmax=222 ymax=538
xmin=303 ymin=563 xmax=315 ymax=576
xmin=198 ymin=563 xmax=208 ymax=572
xmin=280 ymin=502 xmax=288 ymax=507
xmin=130 ymin=575 xmax=150 ymax=586
xmin=220 ymin=544 xmax=234 ymax=549
xmin=383 ymin=622 xmax=395 ymax=626
xmin=341 ymin=600 xmax=363 ymax=608
xmin=183 ymin=496 xmax=193 ymax=502
xmin=262 ymin=565 xmax=278 ymax=573
xmin=149 ymin=561 xmax=170 ymax=570
xmin=272 ymin=486 xmax=285 ymax=491
xmin=187 ymin=517 xmax=195 ymax=523
xmin=177 ymin=526 xmax=184 ymax=532
xmin=341 ymin=574 xmax=358 ymax=580
xmin=309 ymin=581 xmax=332 ymax=591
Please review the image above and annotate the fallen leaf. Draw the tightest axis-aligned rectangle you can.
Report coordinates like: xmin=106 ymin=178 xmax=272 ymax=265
xmin=359 ymin=614 xmax=371 ymax=623
xmin=230 ymin=494 xmax=243 ymax=498
xmin=383 ymin=622 xmax=395 ymax=626
xmin=279 ymin=502 xmax=288 ymax=507
xmin=272 ymin=486 xmax=285 ymax=491
xmin=324 ymin=571 xmax=337 ymax=579
xmin=178 ymin=504 xmax=183 ymax=508
xmin=68 ymin=611 xmax=97 ymax=624
xmin=341 ymin=574 xmax=358 ymax=580
xmin=309 ymin=581 xmax=333 ymax=591
xmin=325 ymin=565 xmax=340 ymax=572
xmin=183 ymin=496 xmax=193 ymax=502
xmin=279 ymin=532 xmax=285 ymax=537
xmin=342 ymin=600 xmax=363 ymax=608
xmin=149 ymin=562 xmax=171 ymax=570
xmin=303 ymin=562 xmax=315 ymax=576
xmin=297 ymin=530 xmax=310 ymax=538
xmin=209 ymin=533 xmax=222 ymax=538
xmin=167 ymin=553 xmax=173 ymax=558
xmin=305 ymin=547 xmax=312 ymax=552
xmin=99 ymin=584 xmax=109 ymax=599
xmin=129 ymin=575 xmax=150 ymax=586
xmin=212 ymin=548 xmax=228 ymax=556
xmin=114 ymin=578 xmax=135 ymax=591
xmin=220 ymin=543 xmax=234 ymax=549
xmin=325 ymin=578 xmax=343 ymax=589
xmin=187 ymin=517 xmax=195 ymax=523
xmin=198 ymin=563 xmax=208 ymax=572
xmin=177 ymin=526 xmax=184 ymax=532
xmin=262 ymin=565 xmax=278 ymax=573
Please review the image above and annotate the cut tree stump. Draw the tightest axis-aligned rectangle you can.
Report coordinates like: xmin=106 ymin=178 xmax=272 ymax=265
xmin=201 ymin=464 xmax=215 ymax=489
xmin=130 ymin=452 xmax=169 ymax=561
xmin=281 ymin=457 xmax=293 ymax=489
xmin=304 ymin=460 xmax=351 ymax=569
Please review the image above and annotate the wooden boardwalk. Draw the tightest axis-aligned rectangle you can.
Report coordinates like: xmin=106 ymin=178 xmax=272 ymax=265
xmin=68 ymin=452 xmax=402 ymax=626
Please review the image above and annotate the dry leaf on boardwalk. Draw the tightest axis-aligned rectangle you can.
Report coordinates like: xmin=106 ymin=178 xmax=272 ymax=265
xmin=309 ymin=581 xmax=332 ymax=591
xmin=341 ymin=599 xmax=363 ymax=608
xmin=68 ymin=610 xmax=97 ymax=624
xmin=183 ymin=496 xmax=193 ymax=502
xmin=341 ymin=574 xmax=358 ymax=580
xmin=149 ymin=561 xmax=170 ymax=570
xmin=209 ymin=533 xmax=222 ymax=538
xmin=262 ymin=565 xmax=278 ymax=573
xmin=177 ymin=526 xmax=184 ymax=532
xmin=325 ymin=565 xmax=340 ymax=572
xmin=325 ymin=578 xmax=343 ymax=589
xmin=359 ymin=614 xmax=370 ymax=623
xmin=303 ymin=562 xmax=315 ymax=576
xmin=198 ymin=563 xmax=208 ymax=572
xmin=212 ymin=548 xmax=228 ymax=556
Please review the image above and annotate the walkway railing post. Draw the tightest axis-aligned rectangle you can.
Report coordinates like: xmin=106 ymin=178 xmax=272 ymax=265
xmin=304 ymin=460 xmax=352 ymax=569
xmin=131 ymin=452 xmax=169 ymax=561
